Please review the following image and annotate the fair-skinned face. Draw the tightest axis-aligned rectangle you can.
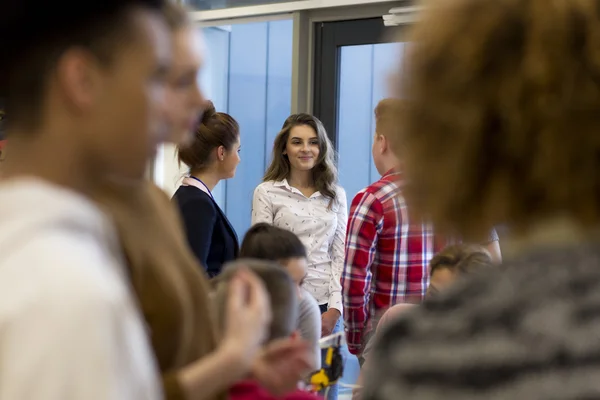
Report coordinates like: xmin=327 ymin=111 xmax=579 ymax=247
xmin=284 ymin=125 xmax=320 ymax=173
xmin=280 ymin=257 xmax=308 ymax=298
xmin=164 ymin=26 xmax=206 ymax=146
xmin=216 ymin=137 xmax=241 ymax=179
xmin=70 ymin=9 xmax=171 ymax=180
xmin=372 ymin=132 xmax=391 ymax=176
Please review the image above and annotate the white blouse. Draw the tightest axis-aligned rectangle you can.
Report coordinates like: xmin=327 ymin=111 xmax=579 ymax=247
xmin=251 ymin=180 xmax=348 ymax=313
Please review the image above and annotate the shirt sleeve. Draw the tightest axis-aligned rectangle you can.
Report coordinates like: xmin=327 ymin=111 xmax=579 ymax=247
xmin=341 ymin=190 xmax=384 ymax=354
xmin=328 ymin=187 xmax=348 ymax=315
xmin=487 ymin=228 xmax=499 ymax=242
xmin=297 ymin=289 xmax=322 ymax=371
xmin=251 ymin=184 xmax=274 ymax=225
xmin=178 ymin=197 xmax=217 ymax=268
xmin=0 ymin=243 xmax=159 ymax=400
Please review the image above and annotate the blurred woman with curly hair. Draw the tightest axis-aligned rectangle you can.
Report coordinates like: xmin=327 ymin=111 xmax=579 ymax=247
xmin=364 ymin=0 xmax=600 ymax=399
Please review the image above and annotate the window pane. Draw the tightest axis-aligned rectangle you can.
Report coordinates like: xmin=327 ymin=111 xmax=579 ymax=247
xmin=337 ymin=42 xmax=405 ymax=206
xmin=188 ymin=0 xmax=297 ymax=11
xmin=200 ymin=20 xmax=293 ymax=238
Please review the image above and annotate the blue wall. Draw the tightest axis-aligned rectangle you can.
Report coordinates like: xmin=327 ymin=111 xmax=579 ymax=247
xmin=202 ymin=20 xmax=293 ymax=238
xmin=337 ymin=42 xmax=405 ymax=206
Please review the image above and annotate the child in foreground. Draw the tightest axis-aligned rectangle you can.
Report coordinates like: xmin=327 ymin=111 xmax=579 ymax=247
xmin=240 ymin=223 xmax=322 ymax=372
xmin=213 ymin=259 xmax=322 ymax=400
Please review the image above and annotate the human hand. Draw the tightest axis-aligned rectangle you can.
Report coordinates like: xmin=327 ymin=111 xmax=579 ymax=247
xmin=222 ymin=268 xmax=272 ymax=370
xmin=251 ymin=333 xmax=312 ymax=396
xmin=321 ymin=308 xmax=341 ymax=337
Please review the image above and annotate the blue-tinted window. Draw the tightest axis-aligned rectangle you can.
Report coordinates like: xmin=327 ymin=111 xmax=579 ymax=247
xmin=201 ymin=20 xmax=293 ymax=238
xmin=337 ymin=43 xmax=406 ymax=205
xmin=189 ymin=0 xmax=296 ymax=11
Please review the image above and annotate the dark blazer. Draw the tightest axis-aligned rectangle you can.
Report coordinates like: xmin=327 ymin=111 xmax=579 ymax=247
xmin=172 ymin=185 xmax=239 ymax=278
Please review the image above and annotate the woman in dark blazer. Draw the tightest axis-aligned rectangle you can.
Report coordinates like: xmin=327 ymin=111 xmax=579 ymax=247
xmin=173 ymin=101 xmax=241 ymax=277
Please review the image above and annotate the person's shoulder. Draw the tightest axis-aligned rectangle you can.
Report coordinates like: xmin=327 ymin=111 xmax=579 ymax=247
xmin=174 ymin=184 xmax=211 ymax=200
xmin=255 ymin=181 xmax=277 ymax=191
xmin=254 ymin=181 xmax=281 ymax=200
xmin=377 ymin=303 xmax=415 ymax=332
xmin=349 ymin=186 xmax=383 ymax=212
xmin=332 ymin=185 xmax=347 ymax=207
xmin=333 ymin=184 xmax=346 ymax=198
xmin=299 ymin=289 xmax=320 ymax=314
xmin=363 ymin=176 xmax=400 ymax=203
xmin=174 ymin=185 xmax=215 ymax=209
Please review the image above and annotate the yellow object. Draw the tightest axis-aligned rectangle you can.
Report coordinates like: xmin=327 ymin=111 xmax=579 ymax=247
xmin=309 ymin=333 xmax=344 ymax=392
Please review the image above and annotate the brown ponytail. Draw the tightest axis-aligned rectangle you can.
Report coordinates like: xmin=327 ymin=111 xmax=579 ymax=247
xmin=177 ymin=101 xmax=240 ymax=171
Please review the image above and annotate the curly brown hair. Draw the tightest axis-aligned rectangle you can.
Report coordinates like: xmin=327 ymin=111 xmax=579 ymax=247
xmin=396 ymin=0 xmax=600 ymax=240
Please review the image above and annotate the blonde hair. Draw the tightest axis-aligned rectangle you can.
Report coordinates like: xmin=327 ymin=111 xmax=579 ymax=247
xmin=264 ymin=113 xmax=339 ymax=202
xmin=375 ymin=98 xmax=406 ymax=154
xmin=375 ymin=98 xmax=404 ymax=137
xmin=396 ymin=0 xmax=600 ymax=239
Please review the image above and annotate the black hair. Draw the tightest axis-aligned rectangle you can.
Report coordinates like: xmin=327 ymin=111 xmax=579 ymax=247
xmin=0 ymin=0 xmax=165 ymax=129
xmin=240 ymin=223 xmax=307 ymax=261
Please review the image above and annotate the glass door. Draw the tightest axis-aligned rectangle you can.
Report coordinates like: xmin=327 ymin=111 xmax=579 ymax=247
xmin=312 ymin=17 xmax=406 ymax=395
xmin=313 ymin=18 xmax=407 ymax=207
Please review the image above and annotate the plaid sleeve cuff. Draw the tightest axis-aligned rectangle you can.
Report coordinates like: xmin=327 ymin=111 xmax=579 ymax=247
xmin=345 ymin=328 xmax=363 ymax=355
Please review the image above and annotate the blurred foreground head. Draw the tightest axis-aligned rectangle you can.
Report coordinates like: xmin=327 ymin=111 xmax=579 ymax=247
xmin=0 ymin=0 xmax=170 ymax=180
xmin=212 ymin=259 xmax=298 ymax=344
xmin=398 ymin=0 xmax=600 ymax=240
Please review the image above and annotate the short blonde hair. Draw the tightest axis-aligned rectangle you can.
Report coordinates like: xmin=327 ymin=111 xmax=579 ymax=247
xmin=374 ymin=98 xmax=404 ymax=137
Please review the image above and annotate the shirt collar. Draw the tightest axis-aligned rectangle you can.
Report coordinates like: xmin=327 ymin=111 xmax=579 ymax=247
xmin=182 ymin=176 xmax=213 ymax=198
xmin=383 ymin=167 xmax=401 ymax=179
xmin=273 ymin=179 xmax=289 ymax=188
xmin=273 ymin=179 xmax=323 ymax=199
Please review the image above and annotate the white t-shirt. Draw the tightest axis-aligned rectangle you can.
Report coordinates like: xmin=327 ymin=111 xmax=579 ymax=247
xmin=0 ymin=179 xmax=161 ymax=400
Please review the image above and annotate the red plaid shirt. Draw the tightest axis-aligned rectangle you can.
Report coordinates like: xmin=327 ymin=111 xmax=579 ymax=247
xmin=342 ymin=169 xmax=444 ymax=354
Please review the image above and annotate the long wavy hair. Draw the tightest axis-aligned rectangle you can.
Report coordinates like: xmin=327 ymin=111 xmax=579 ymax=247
xmin=263 ymin=113 xmax=339 ymax=203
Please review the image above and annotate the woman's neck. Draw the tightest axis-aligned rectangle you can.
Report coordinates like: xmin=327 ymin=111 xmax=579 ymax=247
xmin=288 ymin=169 xmax=313 ymax=189
xmin=190 ymin=169 xmax=220 ymax=192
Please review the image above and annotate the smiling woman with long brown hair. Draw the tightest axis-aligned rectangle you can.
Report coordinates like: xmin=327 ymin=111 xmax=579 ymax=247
xmin=364 ymin=0 xmax=600 ymax=399
xmin=252 ymin=113 xmax=347 ymax=400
